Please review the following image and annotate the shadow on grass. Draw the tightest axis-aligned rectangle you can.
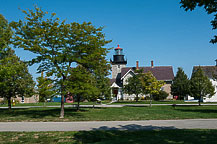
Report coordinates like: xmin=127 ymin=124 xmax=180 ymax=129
xmin=75 ymin=124 xmax=177 ymax=143
xmin=73 ymin=127 xmax=217 ymax=144
xmin=0 ymin=107 xmax=92 ymax=120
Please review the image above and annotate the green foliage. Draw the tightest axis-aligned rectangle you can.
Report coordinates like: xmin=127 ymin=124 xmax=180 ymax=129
xmin=141 ymin=71 xmax=165 ymax=96
xmin=140 ymin=71 xmax=165 ymax=106
xmin=0 ymin=53 xmax=35 ymax=109
xmin=93 ymin=63 xmax=111 ymax=101
xmin=0 ymin=14 xmax=13 ymax=58
xmin=10 ymin=6 xmax=111 ymax=116
xmin=123 ymin=70 xmax=165 ymax=103
xmin=0 ymin=14 xmax=35 ymax=109
xmin=171 ymin=67 xmax=189 ymax=100
xmin=189 ymin=66 xmax=215 ymax=105
xmin=123 ymin=72 xmax=143 ymax=102
xmin=153 ymin=90 xmax=169 ymax=101
xmin=180 ymin=0 xmax=217 ymax=44
xmin=68 ymin=66 xmax=99 ymax=105
xmin=37 ymin=72 xmax=56 ymax=102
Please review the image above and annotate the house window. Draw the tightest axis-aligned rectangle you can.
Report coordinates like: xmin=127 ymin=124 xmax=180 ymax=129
xmin=118 ymin=65 xmax=120 ymax=68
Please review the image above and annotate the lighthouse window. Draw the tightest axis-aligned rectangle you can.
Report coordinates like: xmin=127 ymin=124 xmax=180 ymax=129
xmin=118 ymin=65 xmax=120 ymax=68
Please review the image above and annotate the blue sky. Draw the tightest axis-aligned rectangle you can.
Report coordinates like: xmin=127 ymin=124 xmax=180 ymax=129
xmin=1 ymin=0 xmax=216 ymax=80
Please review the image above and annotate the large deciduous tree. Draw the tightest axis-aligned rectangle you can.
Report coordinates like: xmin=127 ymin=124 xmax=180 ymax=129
xmin=171 ymin=67 xmax=189 ymax=100
xmin=189 ymin=66 xmax=215 ymax=105
xmin=10 ymin=6 xmax=111 ymax=118
xmin=180 ymin=0 xmax=217 ymax=44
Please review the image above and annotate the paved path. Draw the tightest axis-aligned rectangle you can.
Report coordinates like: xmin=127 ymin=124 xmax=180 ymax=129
xmin=0 ymin=119 xmax=217 ymax=131
xmin=1 ymin=103 xmax=217 ymax=109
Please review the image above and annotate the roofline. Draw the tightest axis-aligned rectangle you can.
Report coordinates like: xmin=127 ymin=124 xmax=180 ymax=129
xmin=161 ymin=79 xmax=173 ymax=81
xmin=111 ymin=82 xmax=120 ymax=88
xmin=121 ymin=68 xmax=135 ymax=80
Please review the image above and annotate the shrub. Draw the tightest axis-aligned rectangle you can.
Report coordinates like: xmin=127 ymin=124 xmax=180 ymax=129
xmin=153 ymin=91 xmax=169 ymax=101
xmin=144 ymin=96 xmax=150 ymax=100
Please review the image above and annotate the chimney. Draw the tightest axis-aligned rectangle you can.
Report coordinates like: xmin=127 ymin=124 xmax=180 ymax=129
xmin=136 ymin=61 xmax=139 ymax=70
xmin=215 ymin=59 xmax=217 ymax=66
xmin=151 ymin=60 xmax=154 ymax=68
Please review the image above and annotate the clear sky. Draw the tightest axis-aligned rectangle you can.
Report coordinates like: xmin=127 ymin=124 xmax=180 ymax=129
xmin=1 ymin=0 xmax=216 ymax=80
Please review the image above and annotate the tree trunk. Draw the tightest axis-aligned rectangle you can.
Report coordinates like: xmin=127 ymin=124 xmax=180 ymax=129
xmin=199 ymin=96 xmax=201 ymax=106
xmin=59 ymin=94 xmax=65 ymax=118
xmin=60 ymin=76 xmax=66 ymax=118
xmin=93 ymin=102 xmax=95 ymax=109
xmin=7 ymin=97 xmax=11 ymax=110
xmin=136 ymin=94 xmax=138 ymax=102
xmin=43 ymin=97 xmax=46 ymax=107
xmin=77 ymin=95 xmax=80 ymax=111
xmin=150 ymin=94 xmax=152 ymax=107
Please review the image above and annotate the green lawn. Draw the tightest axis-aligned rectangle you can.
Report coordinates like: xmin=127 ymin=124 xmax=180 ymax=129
xmin=1 ymin=129 xmax=217 ymax=144
xmin=0 ymin=101 xmax=110 ymax=107
xmin=1 ymin=105 xmax=217 ymax=122
xmin=112 ymin=100 xmax=217 ymax=104
xmin=1 ymin=100 xmax=216 ymax=108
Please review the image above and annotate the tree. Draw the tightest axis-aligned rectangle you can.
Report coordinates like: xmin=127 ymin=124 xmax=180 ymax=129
xmin=141 ymin=71 xmax=165 ymax=107
xmin=0 ymin=14 xmax=13 ymax=58
xmin=189 ymin=66 xmax=215 ymax=105
xmin=180 ymin=0 xmax=217 ymax=44
xmin=10 ymin=6 xmax=111 ymax=118
xmin=91 ymin=60 xmax=111 ymax=104
xmin=0 ymin=14 xmax=35 ymax=109
xmin=171 ymin=67 xmax=189 ymax=100
xmin=0 ymin=52 xmax=35 ymax=109
xmin=123 ymin=72 xmax=143 ymax=102
xmin=68 ymin=66 xmax=99 ymax=111
xmin=36 ymin=72 xmax=56 ymax=104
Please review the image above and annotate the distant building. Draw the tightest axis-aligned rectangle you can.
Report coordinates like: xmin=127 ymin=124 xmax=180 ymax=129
xmin=110 ymin=45 xmax=174 ymax=100
xmin=0 ymin=95 xmax=39 ymax=104
xmin=189 ymin=60 xmax=217 ymax=102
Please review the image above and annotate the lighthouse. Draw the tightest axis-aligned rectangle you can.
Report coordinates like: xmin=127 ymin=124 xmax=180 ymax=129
xmin=111 ymin=45 xmax=127 ymax=79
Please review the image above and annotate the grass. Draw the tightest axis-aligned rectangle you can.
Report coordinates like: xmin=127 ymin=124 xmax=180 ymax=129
xmin=0 ymin=101 xmax=110 ymax=107
xmin=112 ymin=100 xmax=217 ymax=104
xmin=1 ymin=105 xmax=217 ymax=122
xmin=1 ymin=129 xmax=217 ymax=143
xmin=1 ymin=100 xmax=216 ymax=108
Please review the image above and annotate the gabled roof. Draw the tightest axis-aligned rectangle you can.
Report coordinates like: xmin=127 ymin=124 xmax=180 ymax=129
xmin=121 ymin=68 xmax=135 ymax=80
xmin=193 ymin=66 xmax=217 ymax=79
xmin=110 ymin=78 xmax=122 ymax=87
xmin=121 ymin=66 xmax=174 ymax=81
xmin=110 ymin=79 xmax=116 ymax=85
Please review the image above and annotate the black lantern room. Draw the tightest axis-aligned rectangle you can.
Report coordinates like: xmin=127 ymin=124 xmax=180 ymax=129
xmin=111 ymin=45 xmax=127 ymax=65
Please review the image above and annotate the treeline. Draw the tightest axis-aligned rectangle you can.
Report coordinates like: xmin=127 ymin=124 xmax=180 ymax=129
xmin=171 ymin=67 xmax=215 ymax=105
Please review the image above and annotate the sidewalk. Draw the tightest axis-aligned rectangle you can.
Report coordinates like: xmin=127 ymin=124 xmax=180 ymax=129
xmin=0 ymin=119 xmax=217 ymax=131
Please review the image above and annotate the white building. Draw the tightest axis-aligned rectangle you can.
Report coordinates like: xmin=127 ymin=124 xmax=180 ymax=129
xmin=110 ymin=45 xmax=174 ymax=101
xmin=188 ymin=64 xmax=217 ymax=102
